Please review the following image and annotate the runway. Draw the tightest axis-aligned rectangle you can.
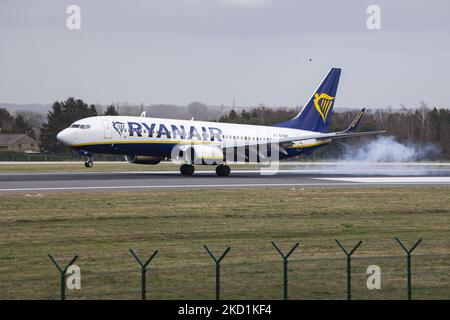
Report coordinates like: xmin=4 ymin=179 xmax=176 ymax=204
xmin=1 ymin=163 xmax=450 ymax=193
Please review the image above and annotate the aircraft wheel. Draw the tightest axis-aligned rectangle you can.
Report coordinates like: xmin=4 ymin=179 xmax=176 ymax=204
xmin=216 ymin=164 xmax=230 ymax=177
xmin=84 ymin=160 xmax=94 ymax=168
xmin=180 ymin=164 xmax=194 ymax=176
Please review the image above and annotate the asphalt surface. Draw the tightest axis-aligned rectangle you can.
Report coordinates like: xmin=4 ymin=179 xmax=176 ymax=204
xmin=1 ymin=165 xmax=450 ymax=193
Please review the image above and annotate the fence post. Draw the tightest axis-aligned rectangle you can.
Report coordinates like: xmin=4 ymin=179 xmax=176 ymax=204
xmin=271 ymin=241 xmax=299 ymax=300
xmin=48 ymin=254 xmax=78 ymax=300
xmin=129 ymin=249 xmax=159 ymax=300
xmin=335 ymin=240 xmax=362 ymax=300
xmin=394 ymin=237 xmax=422 ymax=300
xmin=204 ymin=245 xmax=231 ymax=300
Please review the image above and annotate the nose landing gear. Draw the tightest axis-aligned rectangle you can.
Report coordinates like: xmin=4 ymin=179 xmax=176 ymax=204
xmin=77 ymin=150 xmax=94 ymax=168
xmin=84 ymin=158 xmax=94 ymax=168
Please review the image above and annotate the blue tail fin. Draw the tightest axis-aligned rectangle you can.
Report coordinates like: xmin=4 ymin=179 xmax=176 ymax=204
xmin=274 ymin=68 xmax=341 ymax=133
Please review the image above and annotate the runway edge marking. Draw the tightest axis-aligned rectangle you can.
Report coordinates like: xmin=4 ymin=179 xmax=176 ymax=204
xmin=1 ymin=180 xmax=450 ymax=192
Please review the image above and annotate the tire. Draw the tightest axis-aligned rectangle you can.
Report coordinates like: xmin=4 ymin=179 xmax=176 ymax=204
xmin=180 ymin=164 xmax=194 ymax=176
xmin=216 ymin=165 xmax=223 ymax=176
xmin=222 ymin=165 xmax=230 ymax=176
xmin=185 ymin=164 xmax=194 ymax=175
xmin=84 ymin=160 xmax=93 ymax=168
xmin=216 ymin=165 xmax=230 ymax=177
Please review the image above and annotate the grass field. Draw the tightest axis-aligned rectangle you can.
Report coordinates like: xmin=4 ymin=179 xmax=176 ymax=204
xmin=0 ymin=187 xmax=450 ymax=300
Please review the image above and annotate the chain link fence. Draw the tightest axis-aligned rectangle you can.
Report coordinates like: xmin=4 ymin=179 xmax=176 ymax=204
xmin=2 ymin=240 xmax=450 ymax=300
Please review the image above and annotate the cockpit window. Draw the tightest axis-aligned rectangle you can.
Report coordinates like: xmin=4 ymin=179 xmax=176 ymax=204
xmin=70 ymin=124 xmax=90 ymax=129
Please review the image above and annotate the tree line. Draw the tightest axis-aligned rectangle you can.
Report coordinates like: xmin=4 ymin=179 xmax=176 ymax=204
xmin=0 ymin=109 xmax=36 ymax=138
xmin=1 ymin=97 xmax=449 ymax=160
xmin=39 ymin=98 xmax=119 ymax=153
xmin=0 ymin=98 xmax=120 ymax=153
xmin=218 ymin=105 xmax=450 ymax=160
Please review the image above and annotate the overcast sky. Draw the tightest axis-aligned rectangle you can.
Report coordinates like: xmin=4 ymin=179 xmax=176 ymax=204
xmin=1 ymin=0 xmax=449 ymax=109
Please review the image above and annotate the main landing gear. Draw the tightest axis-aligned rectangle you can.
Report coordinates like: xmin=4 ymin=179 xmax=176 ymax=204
xmin=180 ymin=164 xmax=195 ymax=176
xmin=179 ymin=164 xmax=231 ymax=177
xmin=215 ymin=164 xmax=231 ymax=177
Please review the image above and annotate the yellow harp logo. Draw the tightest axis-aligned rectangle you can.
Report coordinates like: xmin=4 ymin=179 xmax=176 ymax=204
xmin=313 ymin=93 xmax=335 ymax=123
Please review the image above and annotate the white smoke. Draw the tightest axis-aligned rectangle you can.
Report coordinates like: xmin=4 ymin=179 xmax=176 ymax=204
xmin=341 ymin=136 xmax=440 ymax=162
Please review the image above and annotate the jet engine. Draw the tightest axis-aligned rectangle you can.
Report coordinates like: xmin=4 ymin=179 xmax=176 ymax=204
xmin=124 ymin=155 xmax=164 ymax=165
xmin=171 ymin=144 xmax=224 ymax=165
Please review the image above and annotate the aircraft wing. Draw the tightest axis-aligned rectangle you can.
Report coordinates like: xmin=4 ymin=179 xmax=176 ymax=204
xmin=278 ymin=108 xmax=385 ymax=146
xmin=226 ymin=129 xmax=385 ymax=150
xmin=222 ymin=109 xmax=386 ymax=154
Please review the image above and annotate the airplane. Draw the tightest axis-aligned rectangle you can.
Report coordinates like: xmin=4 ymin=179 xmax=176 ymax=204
xmin=56 ymin=68 xmax=384 ymax=176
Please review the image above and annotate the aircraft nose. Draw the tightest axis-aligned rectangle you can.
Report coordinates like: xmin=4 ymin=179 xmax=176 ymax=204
xmin=56 ymin=129 xmax=71 ymax=146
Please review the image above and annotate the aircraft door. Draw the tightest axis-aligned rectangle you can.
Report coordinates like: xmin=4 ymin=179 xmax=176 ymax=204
xmin=103 ymin=120 xmax=112 ymax=139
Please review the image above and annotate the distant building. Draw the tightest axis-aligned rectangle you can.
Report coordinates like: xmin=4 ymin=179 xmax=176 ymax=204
xmin=0 ymin=134 xmax=39 ymax=152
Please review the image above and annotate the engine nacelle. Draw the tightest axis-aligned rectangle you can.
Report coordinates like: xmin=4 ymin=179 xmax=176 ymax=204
xmin=290 ymin=139 xmax=331 ymax=149
xmin=125 ymin=155 xmax=163 ymax=165
xmin=171 ymin=144 xmax=224 ymax=165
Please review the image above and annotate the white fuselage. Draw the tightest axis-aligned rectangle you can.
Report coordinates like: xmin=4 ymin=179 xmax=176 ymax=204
xmin=57 ymin=115 xmax=323 ymax=160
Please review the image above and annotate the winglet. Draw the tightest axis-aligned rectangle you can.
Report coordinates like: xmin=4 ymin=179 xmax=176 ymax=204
xmin=344 ymin=108 xmax=365 ymax=132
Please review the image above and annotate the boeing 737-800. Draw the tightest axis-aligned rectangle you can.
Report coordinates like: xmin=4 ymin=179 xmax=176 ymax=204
xmin=56 ymin=68 xmax=384 ymax=176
